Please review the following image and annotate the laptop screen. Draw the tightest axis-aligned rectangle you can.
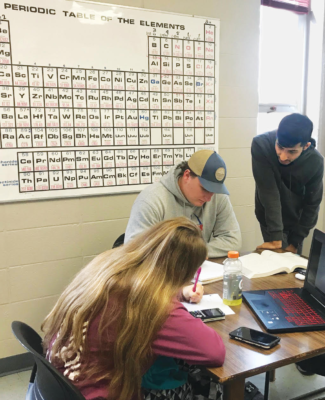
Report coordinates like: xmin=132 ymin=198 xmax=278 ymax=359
xmin=315 ymin=246 xmax=325 ymax=293
xmin=305 ymin=229 xmax=325 ymax=306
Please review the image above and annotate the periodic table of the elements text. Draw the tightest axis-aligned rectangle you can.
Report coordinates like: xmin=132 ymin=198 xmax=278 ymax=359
xmin=0 ymin=0 xmax=219 ymax=201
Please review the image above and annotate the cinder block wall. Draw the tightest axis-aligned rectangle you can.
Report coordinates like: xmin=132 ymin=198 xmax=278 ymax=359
xmin=0 ymin=0 xmax=261 ymax=359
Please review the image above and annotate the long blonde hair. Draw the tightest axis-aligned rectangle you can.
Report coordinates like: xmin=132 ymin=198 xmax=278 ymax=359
xmin=42 ymin=217 xmax=207 ymax=400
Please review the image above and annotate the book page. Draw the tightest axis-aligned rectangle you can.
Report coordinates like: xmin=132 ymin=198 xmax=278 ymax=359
xmin=261 ymin=251 xmax=308 ymax=270
xmin=239 ymin=251 xmax=308 ymax=279
xmin=239 ymin=253 xmax=285 ymax=279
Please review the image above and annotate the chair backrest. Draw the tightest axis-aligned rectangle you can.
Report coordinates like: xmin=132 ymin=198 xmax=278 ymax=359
xmin=112 ymin=233 xmax=125 ymax=248
xmin=11 ymin=321 xmax=86 ymax=400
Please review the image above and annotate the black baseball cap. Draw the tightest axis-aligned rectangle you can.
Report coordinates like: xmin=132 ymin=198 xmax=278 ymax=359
xmin=277 ymin=113 xmax=313 ymax=147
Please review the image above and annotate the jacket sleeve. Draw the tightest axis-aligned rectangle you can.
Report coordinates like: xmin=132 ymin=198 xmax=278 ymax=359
xmin=124 ymin=196 xmax=163 ymax=243
xmin=152 ymin=301 xmax=226 ymax=367
xmin=288 ymin=158 xmax=324 ymax=247
xmin=251 ymin=138 xmax=283 ymax=241
xmin=207 ymin=196 xmax=242 ymax=258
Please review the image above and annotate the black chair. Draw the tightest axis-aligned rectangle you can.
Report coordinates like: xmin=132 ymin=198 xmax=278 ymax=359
xmin=112 ymin=233 xmax=125 ymax=248
xmin=11 ymin=321 xmax=86 ymax=400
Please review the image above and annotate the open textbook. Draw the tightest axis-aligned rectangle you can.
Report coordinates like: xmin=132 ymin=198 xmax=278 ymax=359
xmin=239 ymin=250 xmax=308 ymax=279
xmin=192 ymin=260 xmax=224 ymax=285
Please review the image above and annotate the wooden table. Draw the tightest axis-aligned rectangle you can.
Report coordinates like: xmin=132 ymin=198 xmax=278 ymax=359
xmin=204 ymin=258 xmax=325 ymax=400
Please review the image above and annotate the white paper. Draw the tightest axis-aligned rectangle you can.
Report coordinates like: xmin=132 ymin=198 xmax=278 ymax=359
xmin=181 ymin=294 xmax=234 ymax=315
xmin=191 ymin=260 xmax=224 ymax=284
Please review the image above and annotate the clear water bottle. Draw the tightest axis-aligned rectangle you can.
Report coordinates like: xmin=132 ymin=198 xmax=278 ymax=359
xmin=223 ymin=251 xmax=243 ymax=306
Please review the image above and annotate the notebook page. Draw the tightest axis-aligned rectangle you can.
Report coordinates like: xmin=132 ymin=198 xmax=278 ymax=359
xmin=181 ymin=294 xmax=234 ymax=315
xmin=193 ymin=260 xmax=224 ymax=284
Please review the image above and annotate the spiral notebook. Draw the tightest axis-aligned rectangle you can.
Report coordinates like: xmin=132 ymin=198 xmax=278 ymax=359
xmin=192 ymin=260 xmax=224 ymax=285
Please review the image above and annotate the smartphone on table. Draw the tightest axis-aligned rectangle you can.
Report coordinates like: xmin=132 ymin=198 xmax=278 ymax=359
xmin=189 ymin=308 xmax=225 ymax=323
xmin=229 ymin=327 xmax=280 ymax=349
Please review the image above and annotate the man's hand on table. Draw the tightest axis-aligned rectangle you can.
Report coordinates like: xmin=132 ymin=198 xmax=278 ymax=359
xmin=256 ymin=241 xmax=298 ymax=254
xmin=257 ymin=241 xmax=282 ymax=250
xmin=182 ymin=283 xmax=204 ymax=303
xmin=284 ymin=244 xmax=298 ymax=254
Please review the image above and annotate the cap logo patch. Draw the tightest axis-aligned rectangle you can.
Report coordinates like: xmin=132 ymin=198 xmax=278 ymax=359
xmin=215 ymin=167 xmax=225 ymax=182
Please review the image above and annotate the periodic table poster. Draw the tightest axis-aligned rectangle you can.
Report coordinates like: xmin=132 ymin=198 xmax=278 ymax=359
xmin=0 ymin=0 xmax=219 ymax=202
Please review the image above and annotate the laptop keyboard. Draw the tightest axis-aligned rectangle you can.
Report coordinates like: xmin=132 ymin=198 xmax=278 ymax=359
xmin=268 ymin=290 xmax=325 ymax=326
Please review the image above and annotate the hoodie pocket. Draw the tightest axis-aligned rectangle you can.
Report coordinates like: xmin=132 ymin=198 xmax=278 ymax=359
xmin=280 ymin=181 xmax=303 ymax=229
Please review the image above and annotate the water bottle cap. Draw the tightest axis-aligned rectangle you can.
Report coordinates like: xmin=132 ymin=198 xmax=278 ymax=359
xmin=228 ymin=251 xmax=239 ymax=258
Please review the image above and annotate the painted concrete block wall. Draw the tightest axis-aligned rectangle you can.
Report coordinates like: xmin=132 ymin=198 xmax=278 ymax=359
xmin=302 ymin=195 xmax=325 ymax=258
xmin=0 ymin=0 xmax=261 ymax=359
xmin=0 ymin=194 xmax=137 ymax=358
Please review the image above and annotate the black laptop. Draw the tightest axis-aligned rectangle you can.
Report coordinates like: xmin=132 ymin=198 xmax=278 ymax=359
xmin=243 ymin=229 xmax=325 ymax=333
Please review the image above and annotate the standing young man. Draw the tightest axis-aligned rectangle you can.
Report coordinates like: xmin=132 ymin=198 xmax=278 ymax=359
xmin=125 ymin=149 xmax=241 ymax=258
xmin=252 ymin=113 xmax=324 ymax=254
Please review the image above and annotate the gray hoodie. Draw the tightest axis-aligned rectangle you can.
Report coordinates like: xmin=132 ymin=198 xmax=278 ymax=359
xmin=125 ymin=166 xmax=242 ymax=258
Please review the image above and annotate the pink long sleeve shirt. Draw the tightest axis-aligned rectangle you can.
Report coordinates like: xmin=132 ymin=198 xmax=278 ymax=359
xmin=48 ymin=299 xmax=225 ymax=400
